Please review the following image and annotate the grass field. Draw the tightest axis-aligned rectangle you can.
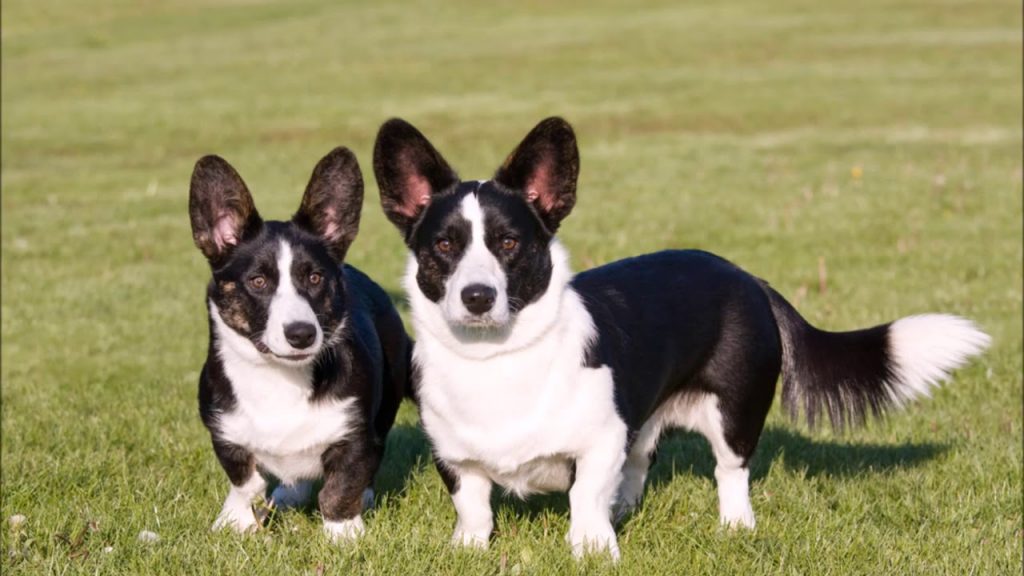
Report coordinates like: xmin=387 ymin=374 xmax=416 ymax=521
xmin=2 ymin=0 xmax=1021 ymax=573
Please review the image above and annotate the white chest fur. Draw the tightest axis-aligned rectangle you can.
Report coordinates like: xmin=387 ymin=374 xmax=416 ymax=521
xmin=211 ymin=302 xmax=357 ymax=486
xmin=410 ymin=256 xmax=621 ymax=496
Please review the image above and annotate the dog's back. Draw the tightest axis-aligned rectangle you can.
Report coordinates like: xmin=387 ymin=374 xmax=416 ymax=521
xmin=342 ymin=264 xmax=410 ymax=441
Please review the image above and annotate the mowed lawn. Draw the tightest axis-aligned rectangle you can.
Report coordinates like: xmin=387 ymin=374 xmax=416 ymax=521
xmin=2 ymin=0 xmax=1021 ymax=573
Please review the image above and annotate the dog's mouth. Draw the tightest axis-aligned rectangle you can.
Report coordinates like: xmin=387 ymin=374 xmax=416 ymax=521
xmin=462 ymin=318 xmax=502 ymax=328
xmin=451 ymin=313 xmax=513 ymax=332
xmin=253 ymin=341 xmax=316 ymax=363
xmin=274 ymin=352 xmax=315 ymax=361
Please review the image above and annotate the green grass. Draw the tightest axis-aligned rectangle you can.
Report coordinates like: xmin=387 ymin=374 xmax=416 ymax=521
xmin=2 ymin=0 xmax=1021 ymax=573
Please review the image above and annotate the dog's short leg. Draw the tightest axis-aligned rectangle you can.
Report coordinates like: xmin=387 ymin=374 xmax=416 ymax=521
xmin=448 ymin=465 xmax=494 ymax=549
xmin=213 ymin=473 xmax=267 ymax=532
xmin=614 ymin=415 xmax=662 ymax=521
xmin=210 ymin=441 xmax=265 ymax=533
xmin=614 ymin=448 xmax=651 ymax=522
xmin=319 ymin=436 xmax=381 ymax=544
xmin=567 ymin=427 xmax=627 ymax=561
xmin=714 ymin=458 xmax=754 ymax=529
xmin=697 ymin=397 xmax=756 ymax=529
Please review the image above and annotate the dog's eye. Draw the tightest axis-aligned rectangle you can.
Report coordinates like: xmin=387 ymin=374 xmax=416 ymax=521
xmin=501 ymin=237 xmax=519 ymax=251
xmin=435 ymin=238 xmax=453 ymax=253
xmin=309 ymin=272 xmax=323 ymax=286
xmin=248 ymin=275 xmax=267 ymax=290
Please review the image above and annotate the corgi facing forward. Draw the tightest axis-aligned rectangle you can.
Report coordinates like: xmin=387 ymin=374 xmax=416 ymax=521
xmin=372 ymin=117 xmax=989 ymax=560
xmin=189 ymin=148 xmax=410 ymax=543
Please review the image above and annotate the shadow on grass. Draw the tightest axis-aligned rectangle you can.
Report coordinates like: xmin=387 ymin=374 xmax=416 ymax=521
xmin=646 ymin=426 xmax=947 ymax=488
xmin=363 ymin=422 xmax=946 ymax=524
xmin=374 ymin=423 xmax=575 ymax=520
xmin=258 ymin=423 xmax=432 ymax=526
xmin=375 ymin=423 xmax=433 ymax=500
xmin=496 ymin=426 xmax=944 ymax=521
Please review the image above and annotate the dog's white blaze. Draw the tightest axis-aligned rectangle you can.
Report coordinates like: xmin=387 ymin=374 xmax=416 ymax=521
xmin=264 ymin=240 xmax=322 ymax=356
xmin=440 ymin=192 xmax=510 ymax=325
xmin=210 ymin=301 xmax=357 ymax=485
xmin=887 ymin=314 xmax=990 ymax=405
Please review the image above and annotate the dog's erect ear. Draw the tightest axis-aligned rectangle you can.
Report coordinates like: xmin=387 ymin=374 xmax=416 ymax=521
xmin=189 ymin=155 xmax=262 ymax=264
xmin=494 ymin=117 xmax=579 ymax=233
xmin=373 ymin=118 xmax=458 ymax=236
xmin=293 ymin=147 xmax=363 ymax=262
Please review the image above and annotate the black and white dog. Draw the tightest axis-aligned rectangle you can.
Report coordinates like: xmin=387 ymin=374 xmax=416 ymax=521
xmin=372 ymin=118 xmax=990 ymax=559
xmin=189 ymin=148 xmax=410 ymax=542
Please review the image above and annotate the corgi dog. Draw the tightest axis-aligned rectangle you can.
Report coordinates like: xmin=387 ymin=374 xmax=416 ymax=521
xmin=189 ymin=148 xmax=410 ymax=542
xmin=372 ymin=117 xmax=989 ymax=559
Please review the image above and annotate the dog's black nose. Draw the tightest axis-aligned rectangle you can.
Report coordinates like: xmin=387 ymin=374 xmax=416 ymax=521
xmin=284 ymin=322 xmax=317 ymax=349
xmin=461 ymin=284 xmax=497 ymax=315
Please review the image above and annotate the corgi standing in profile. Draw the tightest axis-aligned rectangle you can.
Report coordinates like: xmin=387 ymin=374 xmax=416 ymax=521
xmin=372 ymin=117 xmax=990 ymax=560
xmin=188 ymin=148 xmax=410 ymax=542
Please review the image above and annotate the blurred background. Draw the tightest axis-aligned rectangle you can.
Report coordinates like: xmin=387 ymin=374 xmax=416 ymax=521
xmin=2 ymin=1 xmax=1021 ymax=573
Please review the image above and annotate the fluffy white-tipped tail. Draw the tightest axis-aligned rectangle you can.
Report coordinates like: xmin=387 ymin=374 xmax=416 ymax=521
xmin=767 ymin=282 xmax=991 ymax=428
xmin=887 ymin=314 xmax=991 ymax=405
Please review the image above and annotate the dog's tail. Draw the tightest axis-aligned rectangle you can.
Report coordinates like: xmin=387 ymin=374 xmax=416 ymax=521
xmin=763 ymin=286 xmax=990 ymax=429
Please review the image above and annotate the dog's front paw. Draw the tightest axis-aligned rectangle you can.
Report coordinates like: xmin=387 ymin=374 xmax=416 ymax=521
xmin=324 ymin=516 xmax=365 ymax=544
xmin=451 ymin=526 xmax=490 ymax=549
xmin=567 ymin=518 xmax=620 ymax=561
xmin=212 ymin=506 xmax=259 ymax=533
xmin=719 ymin=504 xmax=756 ymax=530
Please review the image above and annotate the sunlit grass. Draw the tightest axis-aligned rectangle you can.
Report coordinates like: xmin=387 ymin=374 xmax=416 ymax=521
xmin=2 ymin=0 xmax=1021 ymax=573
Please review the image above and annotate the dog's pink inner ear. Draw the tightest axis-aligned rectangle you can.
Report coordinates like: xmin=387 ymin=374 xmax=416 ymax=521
xmin=398 ymin=172 xmax=431 ymax=217
xmin=526 ymin=159 xmax=557 ymax=212
xmin=320 ymin=206 xmax=342 ymax=243
xmin=213 ymin=212 xmax=240 ymax=251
